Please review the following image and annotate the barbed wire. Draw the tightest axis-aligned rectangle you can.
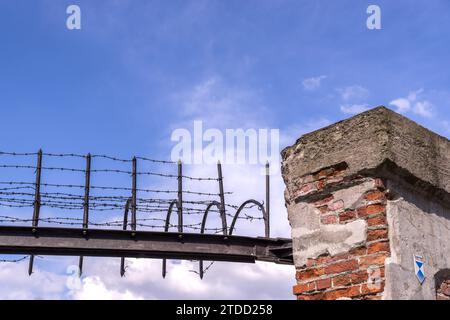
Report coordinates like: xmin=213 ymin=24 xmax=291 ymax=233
xmin=0 ymin=181 xmax=231 ymax=196
xmin=0 ymin=215 xmax=230 ymax=233
xmin=0 ymin=256 xmax=28 ymax=263
xmin=0 ymin=152 xmax=37 ymax=156
xmin=1 ymin=151 xmax=175 ymax=164
xmin=190 ymin=261 xmax=215 ymax=276
xmin=0 ymin=189 xmax=265 ymax=221
xmin=0 ymin=164 xmax=219 ymax=181
xmin=0 ymin=150 xmax=269 ymax=277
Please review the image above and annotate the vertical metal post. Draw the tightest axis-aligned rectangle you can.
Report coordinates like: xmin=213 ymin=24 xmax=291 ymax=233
xmin=79 ymin=153 xmax=91 ymax=277
xmin=217 ymin=161 xmax=228 ymax=235
xmin=265 ymin=161 xmax=270 ymax=238
xmin=28 ymin=256 xmax=34 ymax=276
xmin=131 ymin=157 xmax=137 ymax=232
xmin=78 ymin=256 xmax=84 ymax=278
xmin=83 ymin=153 xmax=91 ymax=230
xmin=177 ymin=160 xmax=183 ymax=233
xmin=29 ymin=149 xmax=42 ymax=276
xmin=32 ymin=149 xmax=43 ymax=229
xmin=120 ymin=199 xmax=131 ymax=277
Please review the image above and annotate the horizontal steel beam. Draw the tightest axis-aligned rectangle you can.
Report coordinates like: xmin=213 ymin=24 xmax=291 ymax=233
xmin=0 ymin=226 xmax=293 ymax=265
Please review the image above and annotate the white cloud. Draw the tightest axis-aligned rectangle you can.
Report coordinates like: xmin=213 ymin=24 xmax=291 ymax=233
xmin=0 ymin=259 xmax=68 ymax=299
xmin=68 ymin=258 xmax=294 ymax=300
xmin=302 ymin=75 xmax=327 ymax=91
xmin=407 ymin=88 xmax=424 ymax=102
xmin=389 ymin=89 xmax=434 ymax=118
xmin=171 ymin=76 xmax=268 ymax=129
xmin=72 ymin=276 xmax=144 ymax=300
xmin=340 ymin=104 xmax=370 ymax=115
xmin=338 ymin=85 xmax=369 ymax=102
xmin=413 ymin=100 xmax=433 ymax=118
xmin=337 ymin=85 xmax=371 ymax=116
xmin=389 ymin=98 xmax=411 ymax=113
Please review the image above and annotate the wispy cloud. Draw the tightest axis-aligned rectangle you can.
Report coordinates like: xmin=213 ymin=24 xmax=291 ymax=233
xmin=302 ymin=75 xmax=327 ymax=91
xmin=170 ymin=76 xmax=268 ymax=129
xmin=389 ymin=89 xmax=434 ymax=118
xmin=337 ymin=85 xmax=370 ymax=115
xmin=338 ymin=85 xmax=369 ymax=102
xmin=69 ymin=259 xmax=294 ymax=300
xmin=340 ymin=104 xmax=370 ymax=115
xmin=389 ymin=98 xmax=410 ymax=113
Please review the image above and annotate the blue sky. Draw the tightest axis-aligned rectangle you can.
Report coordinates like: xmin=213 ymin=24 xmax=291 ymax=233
xmin=0 ymin=0 xmax=450 ymax=299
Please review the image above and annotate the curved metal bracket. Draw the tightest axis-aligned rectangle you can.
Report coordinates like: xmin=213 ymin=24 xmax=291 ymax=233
xmin=198 ymin=200 xmax=228 ymax=279
xmin=229 ymin=199 xmax=268 ymax=237
xmin=120 ymin=198 xmax=132 ymax=277
xmin=162 ymin=200 xmax=179 ymax=278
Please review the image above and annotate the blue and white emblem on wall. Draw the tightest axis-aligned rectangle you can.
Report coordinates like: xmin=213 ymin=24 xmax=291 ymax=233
xmin=413 ymin=255 xmax=425 ymax=284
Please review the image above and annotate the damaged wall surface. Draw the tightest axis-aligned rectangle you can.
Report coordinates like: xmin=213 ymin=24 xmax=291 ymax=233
xmin=282 ymin=106 xmax=450 ymax=300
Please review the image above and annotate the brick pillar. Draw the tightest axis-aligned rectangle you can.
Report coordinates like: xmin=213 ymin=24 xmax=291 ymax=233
xmin=282 ymin=106 xmax=450 ymax=300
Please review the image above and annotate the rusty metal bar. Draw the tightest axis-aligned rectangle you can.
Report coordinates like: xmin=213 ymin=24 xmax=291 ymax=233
xmin=198 ymin=201 xmax=226 ymax=279
xmin=27 ymin=255 xmax=34 ymax=276
xmin=217 ymin=161 xmax=228 ymax=235
xmin=120 ymin=198 xmax=132 ymax=277
xmin=32 ymin=149 xmax=43 ymax=229
xmin=177 ymin=160 xmax=183 ymax=233
xmin=79 ymin=153 xmax=91 ymax=276
xmin=82 ymin=154 xmax=91 ymax=230
xmin=162 ymin=200 xmax=178 ymax=278
xmin=29 ymin=149 xmax=42 ymax=275
xmin=229 ymin=199 xmax=265 ymax=236
xmin=131 ymin=157 xmax=137 ymax=232
xmin=0 ymin=225 xmax=293 ymax=265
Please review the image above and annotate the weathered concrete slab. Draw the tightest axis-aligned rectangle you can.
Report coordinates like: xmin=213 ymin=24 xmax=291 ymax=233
xmin=282 ymin=106 xmax=450 ymax=203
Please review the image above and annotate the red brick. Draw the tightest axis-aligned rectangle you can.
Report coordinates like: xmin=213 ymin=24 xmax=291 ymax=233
xmin=316 ymin=180 xmax=326 ymax=191
xmin=364 ymin=190 xmax=386 ymax=202
xmin=321 ymin=215 xmax=338 ymax=224
xmin=306 ymin=258 xmax=316 ymax=268
xmin=323 ymin=286 xmax=361 ymax=300
xmin=333 ymin=274 xmax=352 ymax=287
xmin=368 ymin=241 xmax=390 ymax=254
xmin=349 ymin=246 xmax=367 ymax=257
xmin=339 ymin=210 xmax=356 ymax=223
xmin=367 ymin=228 xmax=389 ymax=242
xmin=298 ymin=183 xmax=316 ymax=195
xmin=325 ymin=259 xmax=358 ymax=274
xmin=361 ymin=282 xmax=385 ymax=295
xmin=316 ymin=278 xmax=332 ymax=290
xmin=367 ymin=215 xmax=387 ymax=227
xmin=329 ymin=200 xmax=344 ymax=211
xmin=318 ymin=206 xmax=329 ymax=214
xmin=316 ymin=254 xmax=332 ymax=265
xmin=357 ymin=204 xmax=385 ymax=218
xmin=293 ymin=282 xmax=316 ymax=295
xmin=296 ymin=268 xmax=325 ymax=281
xmin=442 ymin=284 xmax=450 ymax=296
xmin=293 ymin=284 xmax=308 ymax=295
xmin=327 ymin=176 xmax=344 ymax=184
xmin=313 ymin=195 xmax=334 ymax=207
xmin=329 ymin=253 xmax=350 ymax=262
xmin=364 ymin=295 xmax=382 ymax=300
xmin=297 ymin=292 xmax=324 ymax=300
xmin=315 ymin=168 xmax=334 ymax=180
xmin=359 ymin=253 xmax=388 ymax=269
xmin=350 ymin=270 xmax=369 ymax=284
